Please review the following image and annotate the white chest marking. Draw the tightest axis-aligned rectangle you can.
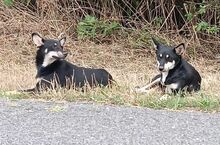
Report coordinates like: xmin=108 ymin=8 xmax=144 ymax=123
xmin=161 ymin=72 xmax=168 ymax=85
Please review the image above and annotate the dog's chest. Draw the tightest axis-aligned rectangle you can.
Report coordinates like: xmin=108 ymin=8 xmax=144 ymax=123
xmin=161 ymin=72 xmax=168 ymax=85
xmin=161 ymin=71 xmax=179 ymax=92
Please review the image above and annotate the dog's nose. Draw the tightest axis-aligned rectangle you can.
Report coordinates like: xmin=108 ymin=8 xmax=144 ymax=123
xmin=159 ymin=66 xmax=164 ymax=71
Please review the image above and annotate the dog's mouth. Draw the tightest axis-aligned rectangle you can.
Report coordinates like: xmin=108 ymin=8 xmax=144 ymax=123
xmin=52 ymin=51 xmax=68 ymax=60
xmin=159 ymin=69 xmax=168 ymax=72
xmin=158 ymin=69 xmax=167 ymax=72
xmin=52 ymin=56 xmax=64 ymax=59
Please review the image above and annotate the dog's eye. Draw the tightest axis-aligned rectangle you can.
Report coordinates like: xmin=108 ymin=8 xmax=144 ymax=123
xmin=159 ymin=54 xmax=163 ymax=58
xmin=166 ymin=55 xmax=169 ymax=58
xmin=53 ymin=43 xmax=58 ymax=48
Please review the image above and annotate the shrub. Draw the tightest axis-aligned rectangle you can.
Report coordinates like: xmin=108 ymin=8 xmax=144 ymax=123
xmin=77 ymin=15 xmax=121 ymax=42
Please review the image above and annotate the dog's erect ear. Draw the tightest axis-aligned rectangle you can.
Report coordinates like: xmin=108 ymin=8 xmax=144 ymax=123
xmin=59 ymin=37 xmax=66 ymax=47
xmin=152 ymin=38 xmax=160 ymax=49
xmin=174 ymin=43 xmax=185 ymax=55
xmin=32 ymin=33 xmax=44 ymax=47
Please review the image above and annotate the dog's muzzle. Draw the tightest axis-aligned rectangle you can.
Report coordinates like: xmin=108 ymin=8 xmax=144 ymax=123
xmin=52 ymin=51 xmax=68 ymax=59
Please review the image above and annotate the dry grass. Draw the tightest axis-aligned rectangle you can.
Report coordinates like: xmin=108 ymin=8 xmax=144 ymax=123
xmin=0 ymin=3 xmax=220 ymax=111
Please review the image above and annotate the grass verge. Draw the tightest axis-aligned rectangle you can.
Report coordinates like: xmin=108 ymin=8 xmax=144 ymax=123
xmin=1 ymin=86 xmax=220 ymax=112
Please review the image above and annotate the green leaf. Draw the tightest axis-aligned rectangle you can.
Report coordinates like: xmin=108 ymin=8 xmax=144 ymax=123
xmin=195 ymin=21 xmax=209 ymax=32
xmin=77 ymin=15 xmax=121 ymax=40
xmin=3 ymin=0 xmax=13 ymax=6
xmin=206 ymin=26 xmax=220 ymax=34
xmin=198 ymin=5 xmax=206 ymax=15
xmin=185 ymin=13 xmax=193 ymax=21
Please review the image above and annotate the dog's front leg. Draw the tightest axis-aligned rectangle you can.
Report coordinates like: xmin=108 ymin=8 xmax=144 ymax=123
xmin=135 ymin=76 xmax=161 ymax=93
xmin=165 ymin=83 xmax=179 ymax=94
xmin=165 ymin=87 xmax=172 ymax=94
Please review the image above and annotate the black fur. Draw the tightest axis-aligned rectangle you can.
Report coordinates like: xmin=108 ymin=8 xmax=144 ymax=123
xmin=24 ymin=33 xmax=113 ymax=92
xmin=152 ymin=38 xmax=201 ymax=93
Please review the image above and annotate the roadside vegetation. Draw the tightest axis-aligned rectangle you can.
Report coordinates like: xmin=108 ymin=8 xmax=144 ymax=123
xmin=0 ymin=0 xmax=219 ymax=112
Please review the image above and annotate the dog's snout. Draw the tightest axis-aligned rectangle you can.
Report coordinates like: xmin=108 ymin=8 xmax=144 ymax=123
xmin=58 ymin=51 xmax=68 ymax=59
xmin=159 ymin=66 xmax=164 ymax=71
xmin=57 ymin=51 xmax=64 ymax=56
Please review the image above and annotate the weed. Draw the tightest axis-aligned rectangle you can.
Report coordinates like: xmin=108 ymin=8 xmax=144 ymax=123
xmin=0 ymin=91 xmax=29 ymax=100
xmin=77 ymin=15 xmax=121 ymax=42
xmin=153 ymin=17 xmax=164 ymax=28
xmin=125 ymin=28 xmax=152 ymax=49
xmin=185 ymin=1 xmax=219 ymax=34
xmin=3 ymin=0 xmax=13 ymax=6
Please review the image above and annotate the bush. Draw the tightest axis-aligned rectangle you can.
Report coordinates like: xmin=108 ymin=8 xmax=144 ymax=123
xmin=77 ymin=15 xmax=121 ymax=42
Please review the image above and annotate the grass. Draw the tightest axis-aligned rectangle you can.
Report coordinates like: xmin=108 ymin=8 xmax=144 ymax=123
xmin=0 ymin=3 xmax=220 ymax=112
xmin=1 ymin=86 xmax=220 ymax=112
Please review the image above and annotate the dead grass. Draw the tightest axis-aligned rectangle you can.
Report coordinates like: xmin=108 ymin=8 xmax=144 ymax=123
xmin=0 ymin=3 xmax=220 ymax=112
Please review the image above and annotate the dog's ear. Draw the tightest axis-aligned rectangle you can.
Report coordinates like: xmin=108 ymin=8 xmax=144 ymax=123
xmin=59 ymin=37 xmax=66 ymax=47
xmin=174 ymin=43 xmax=185 ymax=55
xmin=32 ymin=33 xmax=44 ymax=47
xmin=152 ymin=38 xmax=160 ymax=49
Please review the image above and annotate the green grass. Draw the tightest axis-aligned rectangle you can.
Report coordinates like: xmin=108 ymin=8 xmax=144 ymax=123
xmin=1 ymin=88 xmax=220 ymax=112
xmin=0 ymin=90 xmax=29 ymax=100
xmin=136 ymin=92 xmax=220 ymax=112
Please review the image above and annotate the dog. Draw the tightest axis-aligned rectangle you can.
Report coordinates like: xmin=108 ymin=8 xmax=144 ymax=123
xmin=23 ymin=33 xmax=113 ymax=92
xmin=135 ymin=38 xmax=201 ymax=94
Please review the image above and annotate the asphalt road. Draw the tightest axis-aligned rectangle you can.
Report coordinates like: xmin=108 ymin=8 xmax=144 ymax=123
xmin=0 ymin=98 xmax=220 ymax=145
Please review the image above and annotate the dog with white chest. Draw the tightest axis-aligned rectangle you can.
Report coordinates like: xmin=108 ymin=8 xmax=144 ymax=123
xmin=22 ymin=33 xmax=113 ymax=92
xmin=136 ymin=38 xmax=202 ymax=94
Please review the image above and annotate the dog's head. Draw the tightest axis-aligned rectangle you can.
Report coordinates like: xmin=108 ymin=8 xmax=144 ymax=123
xmin=152 ymin=38 xmax=185 ymax=72
xmin=32 ymin=32 xmax=68 ymax=67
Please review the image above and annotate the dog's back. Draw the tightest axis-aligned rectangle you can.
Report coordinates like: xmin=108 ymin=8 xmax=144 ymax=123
xmin=36 ymin=60 xmax=113 ymax=89
xmin=181 ymin=59 xmax=201 ymax=92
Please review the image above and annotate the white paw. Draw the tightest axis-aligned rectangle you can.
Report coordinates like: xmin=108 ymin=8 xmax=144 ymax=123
xmin=159 ymin=94 xmax=171 ymax=101
xmin=133 ymin=86 xmax=149 ymax=93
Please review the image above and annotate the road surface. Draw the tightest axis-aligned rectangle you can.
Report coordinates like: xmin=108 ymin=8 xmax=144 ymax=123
xmin=0 ymin=98 xmax=220 ymax=145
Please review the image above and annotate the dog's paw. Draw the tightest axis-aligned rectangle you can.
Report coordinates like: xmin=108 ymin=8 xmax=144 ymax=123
xmin=159 ymin=94 xmax=171 ymax=101
xmin=133 ymin=86 xmax=148 ymax=93
xmin=130 ymin=86 xmax=139 ymax=93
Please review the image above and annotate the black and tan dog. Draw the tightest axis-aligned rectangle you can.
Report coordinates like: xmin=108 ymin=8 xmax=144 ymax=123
xmin=136 ymin=38 xmax=201 ymax=94
xmin=24 ymin=33 xmax=113 ymax=92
